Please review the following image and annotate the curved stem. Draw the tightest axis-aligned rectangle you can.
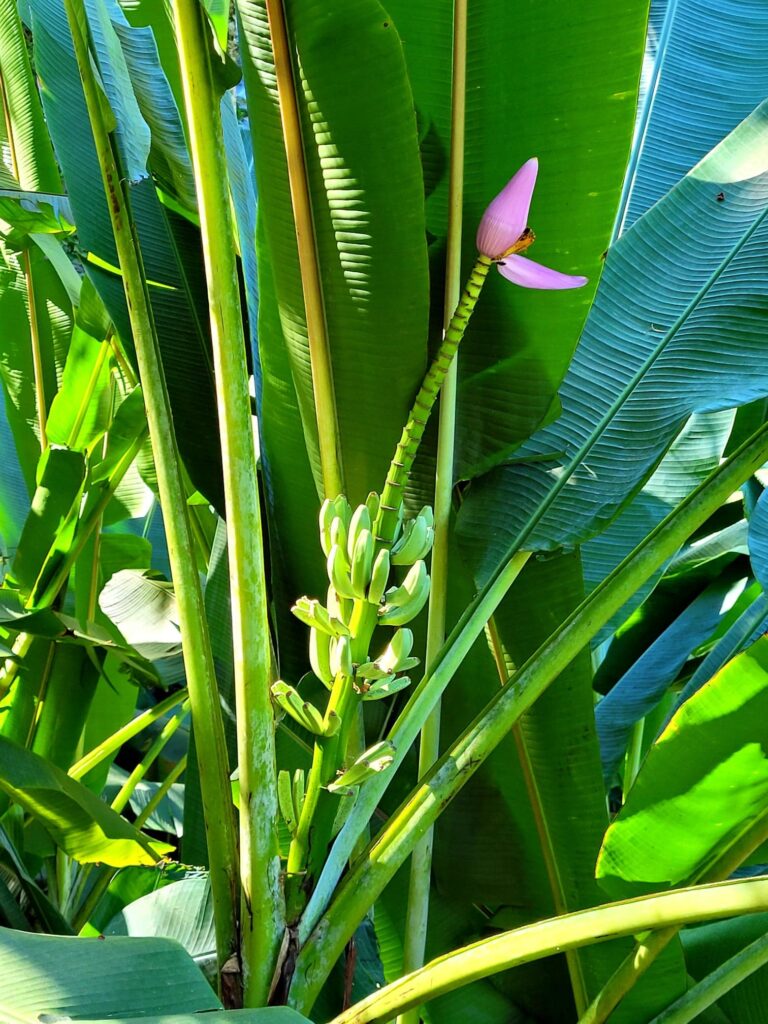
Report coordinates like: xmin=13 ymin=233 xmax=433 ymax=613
xmin=328 ymin=878 xmax=768 ymax=1024
xmin=399 ymin=3 xmax=467 ymax=1016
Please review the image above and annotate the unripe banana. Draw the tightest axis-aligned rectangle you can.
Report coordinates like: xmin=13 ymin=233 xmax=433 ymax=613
xmin=378 ymin=628 xmax=420 ymax=674
xmin=327 ymin=543 xmax=356 ymax=599
xmin=310 ymin=627 xmax=333 ymax=687
xmin=329 ymin=634 xmax=353 ymax=678
xmin=271 ymin=681 xmax=326 ymax=735
xmin=365 ymin=491 xmax=380 ymax=524
xmin=347 ymin=504 xmax=372 ymax=561
xmin=327 ymin=741 xmax=396 ymax=794
xmin=331 ymin=494 xmax=351 ymax=529
xmin=378 ymin=560 xmax=431 ymax=626
xmin=278 ymin=769 xmax=298 ymax=835
xmin=319 ymin=499 xmax=336 ymax=557
xmin=356 ymin=660 xmax=391 ymax=681
xmin=363 ymin=674 xmax=413 ymax=701
xmin=350 ymin=528 xmax=374 ymax=598
xmin=367 ymin=547 xmax=391 ymax=605
xmin=324 ymin=710 xmax=342 ymax=737
xmin=391 ymin=515 xmax=433 ymax=565
xmin=326 ymin=585 xmax=352 ymax=626
xmin=292 ymin=769 xmax=305 ymax=818
xmin=330 ymin=515 xmax=348 ymax=559
xmin=292 ymin=596 xmax=349 ymax=637
xmin=419 ymin=504 xmax=434 ymax=529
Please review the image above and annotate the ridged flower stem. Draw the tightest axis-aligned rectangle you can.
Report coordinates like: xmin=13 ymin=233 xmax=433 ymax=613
xmin=375 ymin=255 xmax=491 ymax=546
xmin=62 ymin=0 xmax=239 ymax=979
xmin=171 ymin=0 xmax=285 ymax=1002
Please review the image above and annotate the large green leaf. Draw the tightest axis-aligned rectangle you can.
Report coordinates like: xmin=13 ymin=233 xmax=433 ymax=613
xmin=619 ymin=0 xmax=768 ymax=231
xmin=0 ymin=0 xmax=61 ymax=191
xmin=237 ymin=0 xmax=430 ymax=502
xmin=385 ymin=0 xmax=648 ymax=479
xmin=0 ymin=924 xmax=220 ymax=1019
xmin=459 ymin=99 xmax=768 ymax=581
xmin=106 ymin=875 xmax=215 ymax=973
xmin=0 ymin=736 xmax=170 ymax=866
xmin=597 ymin=636 xmax=768 ymax=898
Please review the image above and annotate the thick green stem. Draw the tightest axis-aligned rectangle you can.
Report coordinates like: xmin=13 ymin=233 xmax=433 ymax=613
xmin=171 ymin=0 xmax=284 ymax=1002
xmin=62 ymin=0 xmax=239 ymax=976
xmin=399 ymin=4 xmax=467 ymax=1017
xmin=649 ymin=931 xmax=768 ymax=1024
xmin=326 ymin=878 xmax=768 ymax=1024
xmin=289 ymin=422 xmax=768 ymax=1011
xmin=375 ymin=256 xmax=491 ymax=546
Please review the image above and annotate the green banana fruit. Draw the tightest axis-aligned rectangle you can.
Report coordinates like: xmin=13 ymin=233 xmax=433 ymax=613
xmin=365 ymin=491 xmax=380 ymax=523
xmin=327 ymin=585 xmax=353 ymax=627
xmin=278 ymin=769 xmax=298 ymax=835
xmin=391 ymin=513 xmax=434 ymax=565
xmin=329 ymin=634 xmax=353 ymax=678
xmin=347 ymin=504 xmax=372 ymax=561
xmin=271 ymin=681 xmax=326 ymax=735
xmin=330 ymin=515 xmax=348 ymax=559
xmin=378 ymin=560 xmax=431 ymax=625
xmin=292 ymin=596 xmax=349 ymax=637
xmin=292 ymin=769 xmax=305 ymax=819
xmin=350 ymin=528 xmax=374 ymax=598
xmin=378 ymin=627 xmax=420 ymax=674
xmin=310 ymin=627 xmax=333 ymax=687
xmin=327 ymin=741 xmax=396 ymax=794
xmin=367 ymin=546 xmax=391 ymax=605
xmin=327 ymin=543 xmax=356 ymax=600
xmin=319 ymin=499 xmax=336 ymax=557
xmin=362 ymin=674 xmax=412 ymax=701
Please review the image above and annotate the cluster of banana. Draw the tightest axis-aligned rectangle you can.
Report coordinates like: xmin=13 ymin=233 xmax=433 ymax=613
xmin=270 ymin=494 xmax=434 ymax=808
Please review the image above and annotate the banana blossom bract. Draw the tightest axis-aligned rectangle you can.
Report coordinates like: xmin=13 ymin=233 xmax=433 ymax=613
xmin=476 ymin=157 xmax=588 ymax=290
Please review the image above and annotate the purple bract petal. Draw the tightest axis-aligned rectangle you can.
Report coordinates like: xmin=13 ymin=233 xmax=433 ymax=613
xmin=496 ymin=254 xmax=588 ymax=290
xmin=476 ymin=158 xmax=539 ymax=258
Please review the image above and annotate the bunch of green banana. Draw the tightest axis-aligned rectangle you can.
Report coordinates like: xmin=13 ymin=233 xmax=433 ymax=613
xmin=277 ymin=768 xmax=306 ymax=837
xmin=378 ymin=560 xmax=431 ymax=626
xmin=391 ymin=506 xmax=434 ymax=566
xmin=326 ymin=740 xmax=396 ymax=795
xmin=271 ymin=681 xmax=340 ymax=737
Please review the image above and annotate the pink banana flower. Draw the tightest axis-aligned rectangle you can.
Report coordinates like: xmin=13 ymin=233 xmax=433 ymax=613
xmin=476 ymin=158 xmax=588 ymax=290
